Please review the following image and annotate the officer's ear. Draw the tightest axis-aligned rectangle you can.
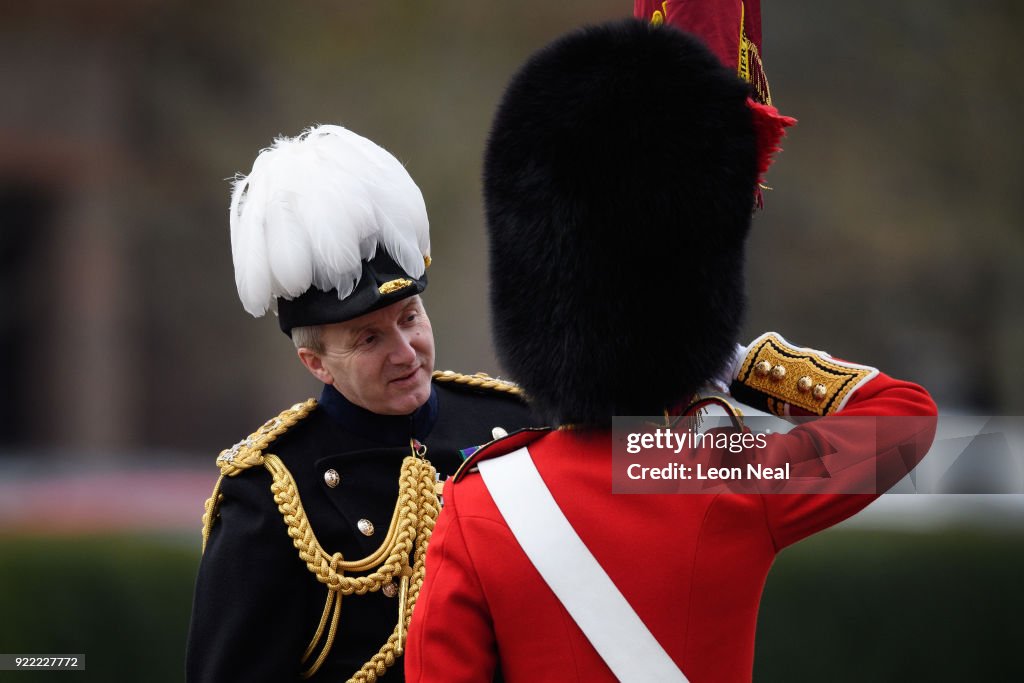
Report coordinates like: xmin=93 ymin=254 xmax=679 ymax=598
xmin=296 ymin=348 xmax=334 ymax=385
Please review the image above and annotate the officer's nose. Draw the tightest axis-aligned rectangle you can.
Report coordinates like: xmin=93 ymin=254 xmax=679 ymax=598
xmin=388 ymin=330 xmax=418 ymax=366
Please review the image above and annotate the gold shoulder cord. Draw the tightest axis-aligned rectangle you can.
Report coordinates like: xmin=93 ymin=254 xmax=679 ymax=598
xmin=431 ymin=369 xmax=523 ymax=396
xmin=201 ymin=400 xmax=440 ymax=682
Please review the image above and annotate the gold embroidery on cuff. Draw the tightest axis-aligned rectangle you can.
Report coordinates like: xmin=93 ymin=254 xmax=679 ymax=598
xmin=736 ymin=334 xmax=874 ymax=415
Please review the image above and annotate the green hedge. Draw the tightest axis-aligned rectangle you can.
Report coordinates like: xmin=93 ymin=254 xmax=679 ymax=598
xmin=0 ymin=533 xmax=199 ymax=683
xmin=0 ymin=529 xmax=1020 ymax=681
xmin=755 ymin=529 xmax=1024 ymax=682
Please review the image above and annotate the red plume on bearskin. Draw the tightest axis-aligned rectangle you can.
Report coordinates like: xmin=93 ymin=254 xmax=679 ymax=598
xmin=748 ymin=99 xmax=797 ymax=207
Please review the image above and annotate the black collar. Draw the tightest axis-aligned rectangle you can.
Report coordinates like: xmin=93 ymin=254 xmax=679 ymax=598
xmin=317 ymin=383 xmax=439 ymax=446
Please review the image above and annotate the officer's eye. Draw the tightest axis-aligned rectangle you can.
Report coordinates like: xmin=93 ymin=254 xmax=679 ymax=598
xmin=360 ymin=334 xmax=377 ymax=346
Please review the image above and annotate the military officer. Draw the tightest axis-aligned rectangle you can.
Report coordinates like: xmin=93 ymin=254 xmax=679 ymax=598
xmin=185 ymin=125 xmax=537 ymax=682
xmin=405 ymin=14 xmax=937 ymax=683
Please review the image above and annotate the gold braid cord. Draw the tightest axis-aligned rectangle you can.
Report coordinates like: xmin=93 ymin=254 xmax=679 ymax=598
xmin=431 ymin=369 xmax=523 ymax=396
xmin=200 ymin=399 xmax=439 ymax=683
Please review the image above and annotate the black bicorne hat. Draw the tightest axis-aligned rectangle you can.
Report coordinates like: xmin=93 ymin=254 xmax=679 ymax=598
xmin=277 ymin=250 xmax=426 ymax=335
xmin=229 ymin=124 xmax=432 ymax=335
xmin=485 ymin=19 xmax=758 ymax=425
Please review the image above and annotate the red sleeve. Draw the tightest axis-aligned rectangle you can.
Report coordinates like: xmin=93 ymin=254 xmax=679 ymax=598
xmin=759 ymin=372 xmax=938 ymax=550
xmin=405 ymin=479 xmax=498 ymax=682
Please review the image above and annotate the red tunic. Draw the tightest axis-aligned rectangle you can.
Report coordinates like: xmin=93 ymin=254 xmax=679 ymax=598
xmin=405 ymin=373 xmax=936 ymax=682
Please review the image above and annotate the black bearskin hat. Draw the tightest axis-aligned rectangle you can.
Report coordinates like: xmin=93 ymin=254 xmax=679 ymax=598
xmin=485 ymin=19 xmax=758 ymax=425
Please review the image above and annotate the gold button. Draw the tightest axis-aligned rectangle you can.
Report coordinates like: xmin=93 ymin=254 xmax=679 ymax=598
xmin=754 ymin=360 xmax=772 ymax=377
xmin=770 ymin=365 xmax=787 ymax=380
xmin=357 ymin=519 xmax=375 ymax=536
xmin=382 ymin=582 xmax=398 ymax=598
xmin=324 ymin=469 xmax=340 ymax=488
xmin=812 ymin=384 xmax=828 ymax=400
xmin=797 ymin=376 xmax=813 ymax=393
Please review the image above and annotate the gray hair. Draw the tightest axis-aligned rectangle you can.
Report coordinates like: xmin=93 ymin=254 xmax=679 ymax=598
xmin=291 ymin=324 xmax=325 ymax=354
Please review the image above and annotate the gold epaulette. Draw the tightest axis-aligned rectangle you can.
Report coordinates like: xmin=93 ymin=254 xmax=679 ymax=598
xmin=214 ymin=399 xmax=318 ymax=476
xmin=431 ymin=369 xmax=523 ymax=397
xmin=201 ymin=399 xmax=317 ymax=550
xmin=731 ymin=333 xmax=878 ymax=417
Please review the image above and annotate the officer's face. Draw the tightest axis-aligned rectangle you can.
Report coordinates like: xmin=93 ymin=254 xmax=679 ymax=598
xmin=313 ymin=296 xmax=435 ymax=415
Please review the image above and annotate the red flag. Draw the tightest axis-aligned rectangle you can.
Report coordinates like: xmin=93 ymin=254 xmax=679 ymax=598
xmin=634 ymin=0 xmax=771 ymax=105
xmin=636 ymin=1 xmax=794 ymax=202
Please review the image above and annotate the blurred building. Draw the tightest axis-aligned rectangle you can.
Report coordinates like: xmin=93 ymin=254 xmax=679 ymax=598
xmin=2 ymin=1 xmax=1022 ymax=461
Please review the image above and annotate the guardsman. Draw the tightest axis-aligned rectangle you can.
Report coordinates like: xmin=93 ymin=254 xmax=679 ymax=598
xmin=405 ymin=15 xmax=936 ymax=683
xmin=185 ymin=125 xmax=538 ymax=682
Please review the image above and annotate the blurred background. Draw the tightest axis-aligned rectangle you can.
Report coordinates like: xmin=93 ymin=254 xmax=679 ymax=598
xmin=1 ymin=0 xmax=1021 ymax=680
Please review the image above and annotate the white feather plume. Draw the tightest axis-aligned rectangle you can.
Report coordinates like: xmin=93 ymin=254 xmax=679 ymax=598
xmin=228 ymin=124 xmax=430 ymax=318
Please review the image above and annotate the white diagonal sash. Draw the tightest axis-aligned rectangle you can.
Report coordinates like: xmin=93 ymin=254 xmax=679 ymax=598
xmin=478 ymin=447 xmax=688 ymax=683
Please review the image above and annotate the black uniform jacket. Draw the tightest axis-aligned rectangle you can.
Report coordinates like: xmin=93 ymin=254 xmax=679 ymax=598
xmin=186 ymin=378 xmax=537 ymax=682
